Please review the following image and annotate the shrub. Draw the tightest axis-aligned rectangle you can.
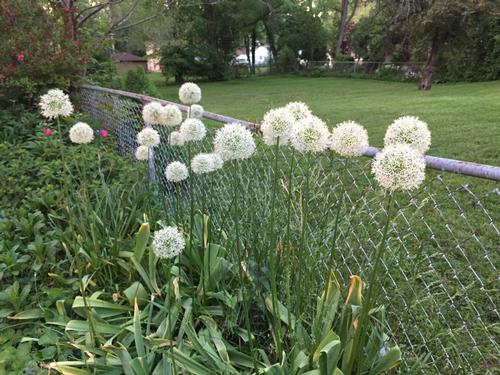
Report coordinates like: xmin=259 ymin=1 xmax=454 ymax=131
xmin=123 ymin=68 xmax=159 ymax=96
xmin=275 ymin=46 xmax=297 ymax=73
xmin=0 ymin=1 xmax=84 ymax=105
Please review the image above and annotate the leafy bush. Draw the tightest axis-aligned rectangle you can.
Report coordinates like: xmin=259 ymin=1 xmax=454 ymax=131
xmin=275 ymin=46 xmax=297 ymax=73
xmin=122 ymin=68 xmax=159 ymax=96
xmin=0 ymin=1 xmax=83 ymax=105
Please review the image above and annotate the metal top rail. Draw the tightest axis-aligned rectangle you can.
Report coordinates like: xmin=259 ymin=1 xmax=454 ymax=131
xmin=79 ymin=84 xmax=500 ymax=181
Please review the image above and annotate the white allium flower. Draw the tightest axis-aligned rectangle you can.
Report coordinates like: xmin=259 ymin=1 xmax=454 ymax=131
xmin=39 ymin=89 xmax=74 ymax=119
xmin=213 ymin=123 xmax=256 ymax=161
xmin=180 ymin=118 xmax=206 ymax=142
xmin=190 ymin=104 xmax=204 ymax=119
xmin=142 ymin=102 xmax=165 ymax=125
xmin=191 ymin=153 xmax=215 ymax=174
xmin=330 ymin=121 xmax=369 ymax=157
xmin=135 ymin=145 xmax=150 ymax=161
xmin=261 ymin=107 xmax=296 ymax=146
xmin=210 ymin=153 xmax=224 ymax=171
xmin=152 ymin=227 xmax=185 ymax=259
xmin=179 ymin=82 xmax=201 ymax=105
xmin=137 ymin=128 xmax=160 ymax=146
xmin=371 ymin=144 xmax=426 ymax=192
xmin=290 ymin=116 xmax=330 ymax=153
xmin=169 ymin=131 xmax=185 ymax=146
xmin=69 ymin=122 xmax=94 ymax=144
xmin=286 ymin=101 xmax=312 ymax=121
xmin=162 ymin=104 xmax=183 ymax=126
xmin=165 ymin=161 xmax=189 ymax=182
xmin=384 ymin=116 xmax=431 ymax=154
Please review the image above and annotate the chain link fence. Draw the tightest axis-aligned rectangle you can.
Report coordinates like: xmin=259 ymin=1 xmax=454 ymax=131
xmin=75 ymin=85 xmax=499 ymax=375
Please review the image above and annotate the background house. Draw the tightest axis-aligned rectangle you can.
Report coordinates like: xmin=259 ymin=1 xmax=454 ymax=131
xmin=111 ymin=52 xmax=147 ymax=73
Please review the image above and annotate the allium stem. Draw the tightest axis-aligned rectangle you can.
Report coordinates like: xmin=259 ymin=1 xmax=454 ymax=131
xmin=269 ymin=138 xmax=283 ymax=361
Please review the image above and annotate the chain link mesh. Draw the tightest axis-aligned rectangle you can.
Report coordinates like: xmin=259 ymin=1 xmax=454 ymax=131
xmin=75 ymin=86 xmax=499 ymax=374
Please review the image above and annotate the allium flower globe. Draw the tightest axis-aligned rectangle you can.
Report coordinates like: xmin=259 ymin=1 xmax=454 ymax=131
xmin=190 ymin=104 xmax=204 ymax=119
xmin=152 ymin=227 xmax=185 ymax=259
xmin=286 ymin=101 xmax=312 ymax=121
xmin=165 ymin=161 xmax=189 ymax=182
xmin=69 ymin=122 xmax=94 ymax=144
xmin=213 ymin=123 xmax=256 ymax=161
xmin=261 ymin=107 xmax=295 ymax=146
xmin=39 ymin=89 xmax=74 ymax=119
xmin=384 ymin=116 xmax=431 ymax=154
xmin=142 ymin=102 xmax=165 ymax=125
xmin=371 ymin=144 xmax=426 ymax=192
xmin=330 ymin=121 xmax=369 ymax=157
xmin=162 ymin=104 xmax=183 ymax=126
xmin=170 ymin=131 xmax=185 ymax=146
xmin=179 ymin=82 xmax=201 ymax=105
xmin=180 ymin=118 xmax=206 ymax=142
xmin=290 ymin=116 xmax=330 ymax=153
xmin=135 ymin=145 xmax=149 ymax=161
xmin=137 ymin=128 xmax=160 ymax=146
xmin=191 ymin=153 xmax=215 ymax=174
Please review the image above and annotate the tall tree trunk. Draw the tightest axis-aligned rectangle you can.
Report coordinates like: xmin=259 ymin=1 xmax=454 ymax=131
xmin=334 ymin=0 xmax=348 ymax=58
xmin=250 ymin=29 xmax=256 ymax=74
xmin=419 ymin=39 xmax=438 ymax=90
xmin=263 ymin=21 xmax=277 ymax=61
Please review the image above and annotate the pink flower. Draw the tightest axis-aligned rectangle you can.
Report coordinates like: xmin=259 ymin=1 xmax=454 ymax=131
xmin=100 ymin=129 xmax=108 ymax=137
xmin=43 ymin=128 xmax=52 ymax=136
xmin=16 ymin=54 xmax=24 ymax=62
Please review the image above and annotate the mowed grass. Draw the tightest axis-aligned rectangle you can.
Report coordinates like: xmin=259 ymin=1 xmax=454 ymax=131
xmin=150 ymin=74 xmax=500 ymax=166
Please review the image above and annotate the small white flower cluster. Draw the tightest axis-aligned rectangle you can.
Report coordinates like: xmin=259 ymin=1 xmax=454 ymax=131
xmin=286 ymin=101 xmax=311 ymax=121
xmin=180 ymin=118 xmax=206 ymax=142
xmin=137 ymin=128 xmax=160 ymax=147
xmin=39 ymin=89 xmax=74 ymax=119
xmin=170 ymin=131 xmax=185 ymax=146
xmin=69 ymin=122 xmax=94 ymax=144
xmin=330 ymin=121 xmax=369 ymax=157
xmin=372 ymin=144 xmax=426 ymax=192
xmin=135 ymin=145 xmax=150 ymax=161
xmin=142 ymin=102 xmax=183 ymax=127
xmin=142 ymin=102 xmax=164 ymax=125
xmin=213 ymin=123 xmax=256 ymax=161
xmin=179 ymin=82 xmax=202 ymax=105
xmin=290 ymin=116 xmax=330 ymax=153
xmin=165 ymin=161 xmax=189 ymax=182
xmin=152 ymin=226 xmax=185 ymax=259
xmin=191 ymin=153 xmax=224 ymax=174
xmin=261 ymin=107 xmax=295 ymax=146
xmin=384 ymin=116 xmax=431 ymax=154
xmin=163 ymin=104 xmax=183 ymax=126
xmin=190 ymin=104 xmax=204 ymax=119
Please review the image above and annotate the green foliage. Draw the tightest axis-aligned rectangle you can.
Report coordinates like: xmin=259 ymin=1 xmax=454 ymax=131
xmin=275 ymin=46 xmax=297 ymax=73
xmin=0 ymin=0 xmax=83 ymax=104
xmin=278 ymin=8 xmax=328 ymax=61
xmin=122 ymin=68 xmax=159 ymax=96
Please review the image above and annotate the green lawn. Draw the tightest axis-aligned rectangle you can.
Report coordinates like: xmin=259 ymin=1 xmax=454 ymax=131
xmin=149 ymin=74 xmax=500 ymax=166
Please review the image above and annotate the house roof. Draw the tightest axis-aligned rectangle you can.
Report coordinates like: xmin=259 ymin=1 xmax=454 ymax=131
xmin=111 ymin=52 xmax=146 ymax=62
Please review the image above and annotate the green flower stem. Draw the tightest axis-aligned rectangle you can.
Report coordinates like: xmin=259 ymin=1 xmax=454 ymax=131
xmin=343 ymin=193 xmax=395 ymax=375
xmin=167 ymin=268 xmax=178 ymax=374
xmin=188 ymin=143 xmax=195 ymax=289
xmin=297 ymin=153 xmax=312 ymax=315
xmin=269 ymin=139 xmax=283 ymax=361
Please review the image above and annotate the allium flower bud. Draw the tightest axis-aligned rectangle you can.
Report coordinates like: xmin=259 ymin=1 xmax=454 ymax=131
xmin=165 ymin=161 xmax=189 ymax=182
xmin=384 ymin=116 xmax=431 ymax=154
xmin=69 ymin=122 xmax=94 ymax=144
xmin=179 ymin=82 xmax=201 ymax=104
xmin=135 ymin=145 xmax=149 ymax=161
xmin=152 ymin=227 xmax=185 ymax=259
xmin=180 ymin=118 xmax=206 ymax=142
xmin=330 ymin=121 xmax=369 ymax=157
xmin=39 ymin=89 xmax=73 ymax=119
xmin=290 ymin=116 xmax=329 ymax=153
xmin=213 ymin=123 xmax=256 ymax=161
xmin=372 ymin=144 xmax=426 ymax=191
xmin=137 ymin=128 xmax=160 ymax=146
